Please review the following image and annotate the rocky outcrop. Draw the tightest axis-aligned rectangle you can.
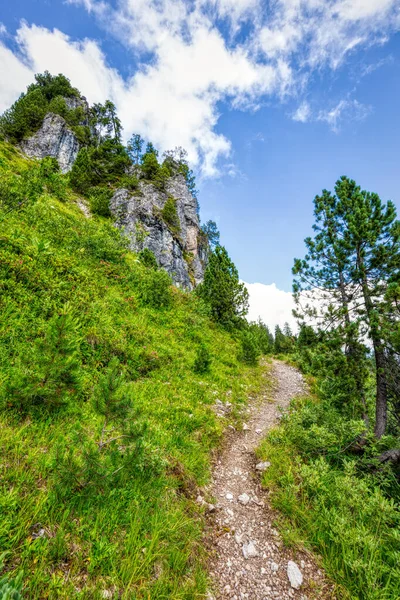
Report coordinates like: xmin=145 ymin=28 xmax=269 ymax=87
xmin=19 ymin=113 xmax=81 ymax=173
xmin=110 ymin=174 xmax=208 ymax=289
xmin=19 ymin=96 xmax=89 ymax=173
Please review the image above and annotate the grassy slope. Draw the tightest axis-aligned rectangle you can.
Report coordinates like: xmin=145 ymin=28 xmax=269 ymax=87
xmin=0 ymin=142 xmax=264 ymax=599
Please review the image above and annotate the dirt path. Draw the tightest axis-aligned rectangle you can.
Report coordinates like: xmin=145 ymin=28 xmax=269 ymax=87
xmin=205 ymin=360 xmax=333 ymax=600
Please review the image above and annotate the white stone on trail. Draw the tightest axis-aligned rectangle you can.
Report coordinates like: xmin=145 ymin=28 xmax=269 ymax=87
xmin=287 ymin=560 xmax=303 ymax=589
xmin=255 ymin=428 xmax=262 ymax=434
xmin=243 ymin=423 xmax=249 ymax=431
xmin=234 ymin=532 xmax=243 ymax=545
xmin=242 ymin=541 xmax=258 ymax=559
xmin=226 ymin=492 xmax=234 ymax=501
xmin=270 ymin=561 xmax=279 ymax=572
xmin=256 ymin=461 xmax=271 ymax=471
xmin=238 ymin=493 xmax=250 ymax=505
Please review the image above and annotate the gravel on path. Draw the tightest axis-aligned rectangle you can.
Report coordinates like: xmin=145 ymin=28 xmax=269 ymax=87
xmin=205 ymin=360 xmax=335 ymax=600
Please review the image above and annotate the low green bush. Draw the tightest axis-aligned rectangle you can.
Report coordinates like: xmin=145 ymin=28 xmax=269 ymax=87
xmin=89 ymin=186 xmax=113 ymax=218
xmin=135 ymin=267 xmax=173 ymax=309
xmin=193 ymin=344 xmax=212 ymax=374
xmin=258 ymin=398 xmax=400 ymax=600
xmin=138 ymin=248 xmax=158 ymax=269
xmin=161 ymin=197 xmax=180 ymax=236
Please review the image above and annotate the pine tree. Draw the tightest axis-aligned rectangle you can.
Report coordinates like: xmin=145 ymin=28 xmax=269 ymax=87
xmin=201 ymin=220 xmax=220 ymax=249
xmin=6 ymin=305 xmax=81 ymax=410
xmin=127 ymin=133 xmax=144 ymax=164
xmin=197 ymin=246 xmax=249 ymax=328
xmin=145 ymin=142 xmax=158 ymax=156
xmin=293 ymin=183 xmax=369 ymax=422
xmin=335 ymin=176 xmax=400 ymax=437
xmin=294 ymin=176 xmax=400 ymax=437
xmin=274 ymin=325 xmax=286 ymax=354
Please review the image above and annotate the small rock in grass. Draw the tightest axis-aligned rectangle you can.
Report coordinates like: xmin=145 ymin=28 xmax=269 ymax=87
xmin=242 ymin=541 xmax=258 ymax=559
xmin=101 ymin=592 xmax=113 ymax=599
xmin=238 ymin=493 xmax=250 ymax=505
xmin=243 ymin=423 xmax=249 ymax=431
xmin=287 ymin=560 xmax=303 ymax=589
xmin=256 ymin=461 xmax=271 ymax=471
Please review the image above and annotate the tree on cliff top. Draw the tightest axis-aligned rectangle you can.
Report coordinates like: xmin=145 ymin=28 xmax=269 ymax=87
xmin=0 ymin=72 xmax=80 ymax=143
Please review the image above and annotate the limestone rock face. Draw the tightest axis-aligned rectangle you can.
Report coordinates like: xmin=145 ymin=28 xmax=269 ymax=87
xmin=110 ymin=174 xmax=208 ymax=289
xmin=19 ymin=113 xmax=81 ymax=173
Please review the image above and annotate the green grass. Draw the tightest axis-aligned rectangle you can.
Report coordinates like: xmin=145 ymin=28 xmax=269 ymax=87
xmin=257 ymin=394 xmax=400 ymax=600
xmin=0 ymin=141 xmax=265 ymax=598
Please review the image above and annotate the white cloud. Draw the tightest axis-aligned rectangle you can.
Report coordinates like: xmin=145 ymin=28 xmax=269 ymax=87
xmin=0 ymin=41 xmax=33 ymax=112
xmin=318 ymin=98 xmax=372 ymax=132
xmin=1 ymin=0 xmax=399 ymax=175
xmin=244 ymin=282 xmax=297 ymax=332
xmin=292 ymin=101 xmax=311 ymax=123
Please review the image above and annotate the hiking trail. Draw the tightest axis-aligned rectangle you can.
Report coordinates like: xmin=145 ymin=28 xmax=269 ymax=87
xmin=205 ymin=360 xmax=334 ymax=600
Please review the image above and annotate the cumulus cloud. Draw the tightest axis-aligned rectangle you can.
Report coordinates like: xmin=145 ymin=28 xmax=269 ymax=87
xmin=0 ymin=41 xmax=33 ymax=112
xmin=1 ymin=0 xmax=400 ymax=174
xmin=244 ymin=282 xmax=297 ymax=332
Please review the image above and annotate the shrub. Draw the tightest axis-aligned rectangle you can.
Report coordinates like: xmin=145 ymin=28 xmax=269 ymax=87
xmin=154 ymin=164 xmax=172 ymax=190
xmin=39 ymin=157 xmax=68 ymax=201
xmin=141 ymin=151 xmax=160 ymax=179
xmin=69 ymin=147 xmax=93 ymax=194
xmin=139 ymin=248 xmax=158 ymax=269
xmin=193 ymin=344 xmax=212 ymax=374
xmin=119 ymin=174 xmax=139 ymax=191
xmin=4 ymin=306 xmax=82 ymax=411
xmin=0 ymin=157 xmax=67 ymax=211
xmin=70 ymin=141 xmax=131 ymax=195
xmin=260 ymin=415 xmax=400 ymax=600
xmin=161 ymin=197 xmax=180 ymax=236
xmin=239 ymin=330 xmax=260 ymax=365
xmin=48 ymin=95 xmax=68 ymax=119
xmin=89 ymin=187 xmax=113 ymax=218
xmin=136 ymin=268 xmax=172 ymax=309
xmin=0 ymin=554 xmax=23 ymax=600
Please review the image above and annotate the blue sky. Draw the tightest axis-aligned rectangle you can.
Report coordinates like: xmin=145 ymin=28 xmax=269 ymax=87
xmin=0 ymin=0 xmax=399 ymax=327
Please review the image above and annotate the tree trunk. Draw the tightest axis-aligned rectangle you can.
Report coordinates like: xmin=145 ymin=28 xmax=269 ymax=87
xmin=357 ymin=249 xmax=388 ymax=439
xmin=374 ymin=345 xmax=388 ymax=438
xmin=377 ymin=448 xmax=400 ymax=465
xmin=338 ymin=272 xmax=369 ymax=426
